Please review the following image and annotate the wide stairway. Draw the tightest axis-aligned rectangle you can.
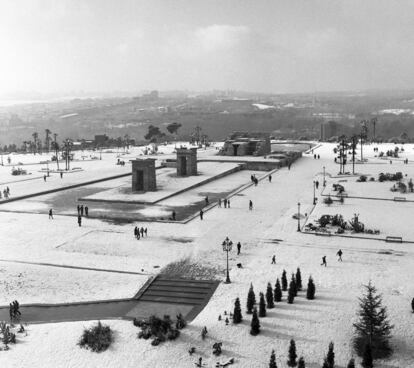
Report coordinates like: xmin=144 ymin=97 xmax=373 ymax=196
xmin=138 ymin=276 xmax=219 ymax=306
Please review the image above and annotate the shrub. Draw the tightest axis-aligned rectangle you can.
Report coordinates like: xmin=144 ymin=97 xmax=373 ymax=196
xmin=324 ymin=196 xmax=333 ymax=205
xmin=349 ymin=214 xmax=364 ymax=233
xmin=250 ymin=308 xmax=260 ymax=336
xmin=357 ymin=175 xmax=367 ymax=182
xmin=274 ymin=278 xmax=282 ymax=302
xmin=78 ymin=321 xmax=113 ymax=352
xmin=281 ymin=270 xmax=288 ymax=291
xmin=306 ymin=277 xmax=316 ymax=300
xmin=369 ymin=177 xmax=375 ymax=181
xmin=259 ymin=292 xmax=266 ymax=317
xmin=331 ymin=214 xmax=346 ymax=228
xmin=266 ymin=283 xmax=275 ymax=309
xmin=246 ymin=283 xmax=256 ymax=314
xmin=318 ymin=215 xmax=331 ymax=227
xmin=233 ymin=297 xmax=243 ymax=324
xmin=287 ymin=339 xmax=297 ymax=367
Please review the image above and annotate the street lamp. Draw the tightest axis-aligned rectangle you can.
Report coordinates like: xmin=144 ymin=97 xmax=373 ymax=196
xmin=297 ymin=202 xmax=301 ymax=232
xmin=222 ymin=237 xmax=233 ymax=284
xmin=313 ymin=180 xmax=317 ymax=205
xmin=323 ymin=166 xmax=326 ymax=187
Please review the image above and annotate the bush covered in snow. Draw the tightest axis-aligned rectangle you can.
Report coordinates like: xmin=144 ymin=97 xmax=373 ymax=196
xmin=78 ymin=321 xmax=113 ymax=353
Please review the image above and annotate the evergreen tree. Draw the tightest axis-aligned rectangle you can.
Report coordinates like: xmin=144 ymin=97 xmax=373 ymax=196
xmin=266 ymin=282 xmax=275 ymax=309
xmin=233 ymin=297 xmax=242 ymax=324
xmin=306 ymin=276 xmax=316 ymax=300
xmin=326 ymin=341 xmax=335 ymax=368
xmin=287 ymin=280 xmax=295 ymax=304
xmin=296 ymin=268 xmax=302 ymax=290
xmin=282 ymin=270 xmax=288 ymax=291
xmin=246 ymin=283 xmax=256 ymax=314
xmin=287 ymin=339 xmax=297 ymax=367
xmin=291 ymin=274 xmax=298 ymax=296
xmin=361 ymin=343 xmax=373 ymax=368
xmin=250 ymin=307 xmax=260 ymax=336
xmin=269 ymin=349 xmax=277 ymax=368
xmin=259 ymin=292 xmax=267 ymax=317
xmin=353 ymin=282 xmax=393 ymax=359
xmin=274 ymin=278 xmax=282 ymax=302
xmin=298 ymin=357 xmax=305 ymax=368
xmin=346 ymin=358 xmax=355 ymax=368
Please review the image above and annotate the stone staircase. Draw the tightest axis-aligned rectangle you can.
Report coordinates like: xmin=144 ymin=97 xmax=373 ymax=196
xmin=138 ymin=276 xmax=219 ymax=306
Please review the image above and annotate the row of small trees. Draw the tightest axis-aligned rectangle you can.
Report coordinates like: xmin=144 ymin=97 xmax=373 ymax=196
xmin=230 ymin=269 xmax=316 ymax=336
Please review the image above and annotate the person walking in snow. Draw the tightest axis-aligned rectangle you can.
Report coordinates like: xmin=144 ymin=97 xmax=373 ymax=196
xmin=321 ymin=255 xmax=327 ymax=267
xmin=227 ymin=199 xmax=230 ymax=208
xmin=77 ymin=205 xmax=80 ymax=215
xmin=77 ymin=215 xmax=82 ymax=227
xmin=205 ymin=196 xmax=209 ymax=206
xmin=140 ymin=227 xmax=144 ymax=238
xmin=223 ymin=199 xmax=227 ymax=208
xmin=218 ymin=198 xmax=222 ymax=208
xmin=237 ymin=242 xmax=241 ymax=255
xmin=336 ymin=249 xmax=343 ymax=261
xmin=85 ymin=206 xmax=89 ymax=217
xmin=172 ymin=211 xmax=176 ymax=221
xmin=49 ymin=209 xmax=53 ymax=219
xmin=249 ymin=200 xmax=253 ymax=210
xmin=268 ymin=174 xmax=272 ymax=182
xmin=80 ymin=205 xmax=84 ymax=216
xmin=144 ymin=228 xmax=147 ymax=237
xmin=271 ymin=255 xmax=276 ymax=264
xmin=134 ymin=226 xmax=138 ymax=238
xmin=199 ymin=209 xmax=204 ymax=220
xmin=60 ymin=172 xmax=63 ymax=179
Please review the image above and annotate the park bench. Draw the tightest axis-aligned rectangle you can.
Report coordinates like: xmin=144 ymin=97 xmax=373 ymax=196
xmin=385 ymin=236 xmax=403 ymax=243
xmin=393 ymin=197 xmax=406 ymax=202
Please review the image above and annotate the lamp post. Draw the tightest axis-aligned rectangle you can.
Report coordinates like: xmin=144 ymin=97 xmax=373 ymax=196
xmin=313 ymin=180 xmax=317 ymax=205
xmin=222 ymin=237 xmax=233 ymax=284
xmin=323 ymin=166 xmax=326 ymax=187
xmin=297 ymin=202 xmax=301 ymax=232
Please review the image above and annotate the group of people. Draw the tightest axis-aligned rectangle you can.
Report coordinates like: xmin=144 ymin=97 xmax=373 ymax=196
xmin=0 ymin=186 xmax=10 ymax=199
xmin=250 ymin=174 xmax=259 ymax=186
xmin=217 ymin=198 xmax=231 ymax=208
xmin=134 ymin=226 xmax=148 ymax=239
xmin=77 ymin=204 xmax=89 ymax=227
xmin=9 ymin=300 xmax=21 ymax=322
xmin=313 ymin=154 xmax=321 ymax=159
xmin=321 ymin=249 xmax=343 ymax=267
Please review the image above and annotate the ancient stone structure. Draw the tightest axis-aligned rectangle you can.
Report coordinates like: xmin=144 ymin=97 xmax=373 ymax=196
xmin=176 ymin=148 xmax=197 ymax=176
xmin=131 ymin=158 xmax=156 ymax=192
xmin=219 ymin=132 xmax=271 ymax=156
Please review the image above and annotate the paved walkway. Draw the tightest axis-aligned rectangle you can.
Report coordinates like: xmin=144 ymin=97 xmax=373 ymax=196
xmin=0 ymin=276 xmax=219 ymax=324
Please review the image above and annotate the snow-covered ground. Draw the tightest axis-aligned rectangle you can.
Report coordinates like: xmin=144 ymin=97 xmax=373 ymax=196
xmin=0 ymin=142 xmax=413 ymax=367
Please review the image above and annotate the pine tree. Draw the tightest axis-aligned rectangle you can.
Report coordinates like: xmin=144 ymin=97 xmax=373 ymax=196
xmin=250 ymin=307 xmax=260 ymax=336
xmin=259 ymin=292 xmax=267 ymax=317
xmin=266 ymin=282 xmax=275 ymax=309
xmin=306 ymin=276 xmax=316 ymax=300
xmin=287 ymin=280 xmax=295 ymax=304
xmin=269 ymin=349 xmax=277 ymax=368
xmin=298 ymin=357 xmax=305 ymax=368
xmin=296 ymin=268 xmax=302 ymax=290
xmin=326 ymin=341 xmax=335 ymax=368
xmin=274 ymin=278 xmax=282 ymax=302
xmin=361 ymin=343 xmax=373 ymax=368
xmin=353 ymin=281 xmax=393 ymax=359
xmin=346 ymin=358 xmax=355 ymax=368
xmin=287 ymin=339 xmax=297 ymax=367
xmin=282 ymin=270 xmax=288 ymax=291
xmin=291 ymin=274 xmax=298 ymax=296
xmin=233 ymin=297 xmax=242 ymax=324
xmin=246 ymin=283 xmax=256 ymax=314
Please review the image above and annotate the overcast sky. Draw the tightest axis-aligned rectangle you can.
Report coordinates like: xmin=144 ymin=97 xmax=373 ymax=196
xmin=1 ymin=0 xmax=414 ymax=96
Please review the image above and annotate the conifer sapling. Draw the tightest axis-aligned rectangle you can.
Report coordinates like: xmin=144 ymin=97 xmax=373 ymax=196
xmin=269 ymin=349 xmax=277 ymax=368
xmin=233 ymin=297 xmax=242 ymax=324
xmin=246 ymin=283 xmax=256 ymax=314
xmin=306 ymin=276 xmax=316 ymax=300
xmin=274 ymin=278 xmax=282 ymax=302
xmin=259 ymin=292 xmax=267 ymax=317
xmin=250 ymin=307 xmax=260 ymax=336
xmin=266 ymin=282 xmax=275 ymax=309
xmin=287 ymin=339 xmax=297 ymax=367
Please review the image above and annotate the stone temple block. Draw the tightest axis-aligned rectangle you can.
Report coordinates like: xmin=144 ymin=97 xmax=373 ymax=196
xmin=131 ymin=158 xmax=157 ymax=192
xmin=176 ymin=148 xmax=197 ymax=176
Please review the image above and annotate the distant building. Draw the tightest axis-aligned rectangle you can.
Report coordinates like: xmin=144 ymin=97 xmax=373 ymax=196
xmin=94 ymin=134 xmax=109 ymax=147
xmin=320 ymin=121 xmax=339 ymax=141
xmin=219 ymin=132 xmax=271 ymax=156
